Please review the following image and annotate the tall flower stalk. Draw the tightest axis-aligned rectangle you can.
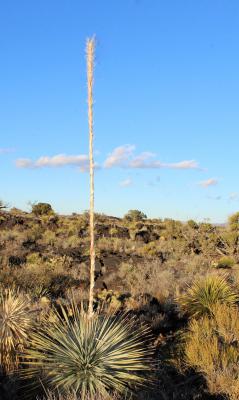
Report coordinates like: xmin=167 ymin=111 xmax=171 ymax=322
xmin=86 ymin=37 xmax=95 ymax=318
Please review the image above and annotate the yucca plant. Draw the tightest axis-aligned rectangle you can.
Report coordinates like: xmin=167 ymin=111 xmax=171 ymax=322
xmin=178 ymin=274 xmax=238 ymax=318
xmin=39 ymin=390 xmax=121 ymax=399
xmin=0 ymin=288 xmax=32 ymax=373
xmin=23 ymin=302 xmax=152 ymax=399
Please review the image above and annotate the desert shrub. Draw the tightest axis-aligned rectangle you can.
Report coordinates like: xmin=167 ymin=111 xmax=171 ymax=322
xmin=49 ymin=274 xmax=80 ymax=298
xmin=40 ymin=230 xmax=57 ymax=246
xmin=199 ymin=222 xmax=214 ymax=232
xmin=187 ymin=220 xmax=199 ymax=229
xmin=97 ymin=236 xmax=134 ymax=255
xmin=216 ymin=256 xmax=235 ymax=269
xmin=0 ymin=289 xmax=32 ymax=373
xmin=163 ymin=219 xmax=183 ymax=239
xmin=119 ymin=261 xmax=176 ymax=303
xmin=96 ymin=289 xmax=122 ymax=312
xmin=109 ymin=227 xmax=118 ymax=236
xmin=184 ymin=304 xmax=239 ymax=399
xmin=26 ymin=252 xmax=42 ymax=265
xmin=0 ymin=229 xmax=22 ymax=243
xmin=137 ymin=242 xmax=159 ymax=257
xmin=228 ymin=211 xmax=239 ymax=232
xmin=61 ymin=236 xmax=82 ymax=249
xmin=0 ymin=215 xmax=6 ymax=224
xmin=23 ymin=224 xmax=44 ymax=241
xmin=31 ymin=202 xmax=54 ymax=216
xmin=178 ymin=274 xmax=238 ymax=318
xmin=124 ymin=210 xmax=147 ymax=222
xmin=9 ymin=207 xmax=24 ymax=215
xmin=23 ymin=303 xmax=152 ymax=399
xmin=0 ymin=255 xmax=75 ymax=298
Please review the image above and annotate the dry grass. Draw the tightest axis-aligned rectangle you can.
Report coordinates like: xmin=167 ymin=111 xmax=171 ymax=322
xmin=184 ymin=303 xmax=239 ymax=399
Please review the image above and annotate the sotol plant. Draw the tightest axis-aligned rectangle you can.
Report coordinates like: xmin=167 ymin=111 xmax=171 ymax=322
xmin=22 ymin=38 xmax=153 ymax=400
xmin=23 ymin=302 xmax=152 ymax=399
xmin=178 ymin=274 xmax=238 ymax=318
xmin=0 ymin=289 xmax=32 ymax=373
xmin=39 ymin=391 xmax=120 ymax=399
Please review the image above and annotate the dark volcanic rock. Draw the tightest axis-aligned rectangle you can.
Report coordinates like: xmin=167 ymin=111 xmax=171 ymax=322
xmin=8 ymin=255 xmax=26 ymax=267
xmin=113 ymin=226 xmax=130 ymax=239
xmin=22 ymin=238 xmax=37 ymax=250
xmin=95 ymin=223 xmax=110 ymax=238
xmin=135 ymin=229 xmax=151 ymax=243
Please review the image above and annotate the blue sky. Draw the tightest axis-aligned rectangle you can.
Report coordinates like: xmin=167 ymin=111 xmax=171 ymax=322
xmin=0 ymin=0 xmax=238 ymax=222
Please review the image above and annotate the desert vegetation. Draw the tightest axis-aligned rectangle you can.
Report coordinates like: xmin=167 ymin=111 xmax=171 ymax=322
xmin=0 ymin=201 xmax=239 ymax=399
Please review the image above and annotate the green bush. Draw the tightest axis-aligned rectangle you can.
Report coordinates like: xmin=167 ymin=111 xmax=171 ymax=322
xmin=124 ymin=209 xmax=147 ymax=222
xmin=216 ymin=256 xmax=235 ymax=269
xmin=228 ymin=211 xmax=239 ymax=232
xmin=31 ymin=202 xmax=54 ymax=216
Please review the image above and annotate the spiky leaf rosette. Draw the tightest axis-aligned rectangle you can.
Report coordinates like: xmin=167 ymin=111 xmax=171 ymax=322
xmin=39 ymin=390 xmax=120 ymax=399
xmin=0 ymin=289 xmax=32 ymax=373
xmin=178 ymin=274 xmax=238 ymax=318
xmin=23 ymin=303 xmax=153 ymax=399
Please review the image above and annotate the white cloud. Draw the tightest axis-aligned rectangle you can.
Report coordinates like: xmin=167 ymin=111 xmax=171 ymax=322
xmin=162 ymin=160 xmax=199 ymax=169
xmin=198 ymin=178 xmax=218 ymax=188
xmin=104 ymin=145 xmax=200 ymax=170
xmin=15 ymin=145 xmax=202 ymax=175
xmin=16 ymin=158 xmax=34 ymax=168
xmin=119 ymin=178 xmax=133 ymax=187
xmin=16 ymin=154 xmax=91 ymax=172
xmin=129 ymin=152 xmax=156 ymax=168
xmin=104 ymin=145 xmax=135 ymax=168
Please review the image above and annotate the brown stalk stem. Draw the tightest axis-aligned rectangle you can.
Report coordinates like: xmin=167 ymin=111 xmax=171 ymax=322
xmin=86 ymin=37 xmax=95 ymax=318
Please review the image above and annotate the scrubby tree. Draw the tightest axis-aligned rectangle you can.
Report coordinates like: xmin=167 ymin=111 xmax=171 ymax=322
xmin=124 ymin=209 xmax=147 ymax=222
xmin=225 ymin=212 xmax=239 ymax=255
xmin=31 ymin=202 xmax=54 ymax=216
xmin=0 ymin=200 xmax=8 ymax=210
xmin=228 ymin=211 xmax=239 ymax=232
